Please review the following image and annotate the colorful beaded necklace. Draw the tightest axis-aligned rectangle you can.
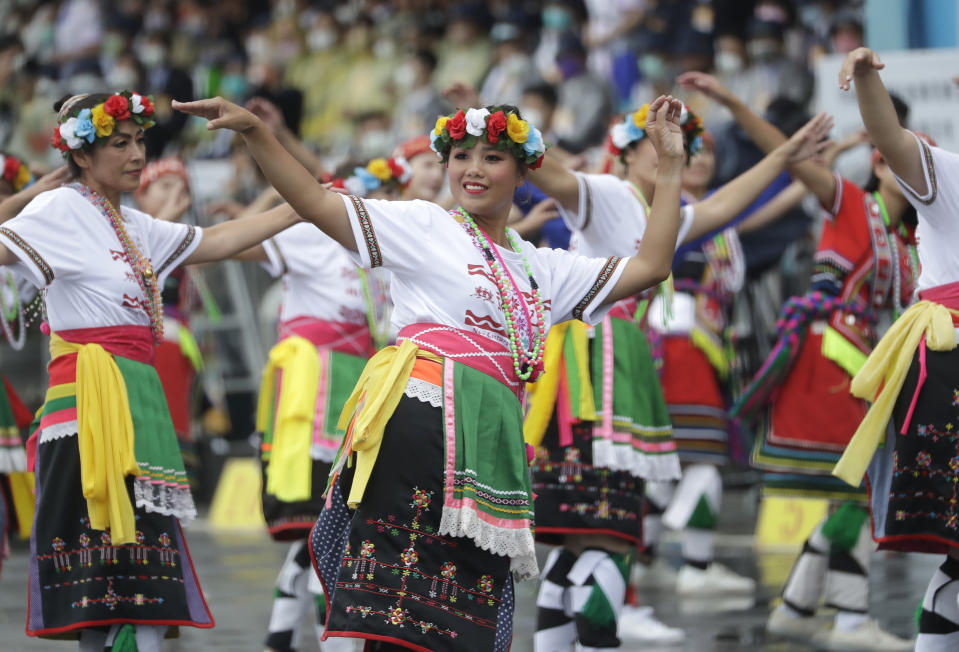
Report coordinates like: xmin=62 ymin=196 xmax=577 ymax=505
xmin=68 ymin=183 xmax=163 ymax=342
xmin=874 ymin=191 xmax=919 ymax=319
xmin=452 ymin=207 xmax=547 ymax=380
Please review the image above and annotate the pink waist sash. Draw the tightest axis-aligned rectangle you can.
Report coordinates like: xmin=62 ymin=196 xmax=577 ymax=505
xmin=278 ymin=316 xmax=372 ymax=356
xmin=56 ymin=325 xmax=156 ymax=365
xmin=608 ymin=297 xmax=638 ymax=322
xmin=397 ymin=323 xmax=537 ymax=401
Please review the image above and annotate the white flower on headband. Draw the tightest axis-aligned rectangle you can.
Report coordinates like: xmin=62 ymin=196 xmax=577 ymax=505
xmin=393 ymin=156 xmax=413 ymax=185
xmin=465 ymin=108 xmax=490 ymax=137
xmin=610 ymin=123 xmax=632 ymax=150
xmin=59 ymin=117 xmax=83 ymax=150
xmin=130 ymin=94 xmax=146 ymax=114
xmin=343 ymin=176 xmax=368 ymax=197
xmin=679 ymin=104 xmax=688 ymax=124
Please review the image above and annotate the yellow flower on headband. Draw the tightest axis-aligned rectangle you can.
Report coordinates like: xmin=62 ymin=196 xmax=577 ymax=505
xmin=632 ymin=105 xmax=649 ymax=129
xmin=506 ymin=114 xmax=529 ymax=143
xmin=367 ymin=158 xmax=392 ymax=181
xmin=91 ymin=105 xmax=115 ymax=138
xmin=14 ymin=164 xmax=30 ymax=190
xmin=434 ymin=116 xmax=450 ymax=136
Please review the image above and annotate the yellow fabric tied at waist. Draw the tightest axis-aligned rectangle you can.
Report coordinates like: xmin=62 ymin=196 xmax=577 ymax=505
xmin=256 ymin=335 xmax=319 ymax=502
xmin=524 ymin=321 xmax=595 ymax=448
xmin=834 ymin=300 xmax=959 ymax=486
xmin=336 ymin=339 xmax=441 ymax=508
xmin=50 ymin=334 xmax=141 ymax=545
xmin=690 ymin=326 xmax=729 ymax=380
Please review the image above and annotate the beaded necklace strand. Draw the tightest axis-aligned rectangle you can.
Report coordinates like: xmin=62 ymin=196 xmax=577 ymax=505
xmin=452 ymin=207 xmax=547 ymax=381
xmin=68 ymin=183 xmax=164 ymax=342
xmin=358 ymin=268 xmax=391 ymax=350
xmin=874 ymin=191 xmax=919 ymax=319
xmin=0 ymin=270 xmax=25 ymax=351
xmin=627 ymin=181 xmax=675 ymax=325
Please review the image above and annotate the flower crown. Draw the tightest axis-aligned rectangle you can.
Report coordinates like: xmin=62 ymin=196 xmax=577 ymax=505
xmin=335 ymin=157 xmax=413 ymax=197
xmin=0 ymin=154 xmax=32 ymax=192
xmin=51 ymin=91 xmax=156 ymax=156
xmin=607 ymin=103 xmax=705 ymax=162
xmin=429 ymin=107 xmax=546 ymax=169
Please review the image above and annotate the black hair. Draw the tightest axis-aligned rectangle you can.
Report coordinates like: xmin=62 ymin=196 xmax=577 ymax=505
xmin=53 ymin=93 xmax=112 ymax=177
xmin=412 ymin=48 xmax=437 ymax=72
xmin=522 ymin=82 xmax=558 ymax=109
xmin=889 ymin=92 xmax=909 ymax=127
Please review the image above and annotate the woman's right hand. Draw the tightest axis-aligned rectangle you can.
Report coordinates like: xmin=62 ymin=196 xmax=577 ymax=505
xmin=172 ymin=97 xmax=261 ymax=134
xmin=839 ymin=47 xmax=884 ymax=91
xmin=676 ymin=71 xmax=731 ymax=105
xmin=645 ymin=95 xmax=685 ymax=163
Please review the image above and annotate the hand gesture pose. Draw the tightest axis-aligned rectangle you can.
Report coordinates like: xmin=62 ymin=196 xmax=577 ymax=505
xmin=839 ymin=47 xmax=885 ymax=91
xmin=676 ymin=71 xmax=734 ymax=105
xmin=173 ymin=97 xmax=261 ymax=133
xmin=644 ymin=95 xmax=686 ymax=163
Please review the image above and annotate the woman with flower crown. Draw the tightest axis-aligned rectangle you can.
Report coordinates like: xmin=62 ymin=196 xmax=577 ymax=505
xmin=174 ymin=92 xmax=692 ymax=651
xmin=0 ymin=91 xmax=304 ymax=651
xmin=229 ymin=156 xmax=406 ymax=652
xmin=521 ymin=101 xmax=830 ymax=647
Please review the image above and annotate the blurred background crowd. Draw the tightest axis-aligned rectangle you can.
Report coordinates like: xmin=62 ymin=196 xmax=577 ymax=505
xmin=0 ymin=0 xmax=954 ymax=499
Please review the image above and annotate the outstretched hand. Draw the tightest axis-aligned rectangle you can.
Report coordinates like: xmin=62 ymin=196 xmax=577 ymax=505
xmin=32 ymin=166 xmax=70 ymax=193
xmin=246 ymin=96 xmax=285 ymax=133
xmin=783 ymin=112 xmax=834 ymax=164
xmin=839 ymin=47 xmax=884 ymax=91
xmin=645 ymin=95 xmax=685 ymax=163
xmin=676 ymin=71 xmax=730 ymax=105
xmin=442 ymin=81 xmax=480 ymax=110
xmin=172 ymin=97 xmax=261 ymax=133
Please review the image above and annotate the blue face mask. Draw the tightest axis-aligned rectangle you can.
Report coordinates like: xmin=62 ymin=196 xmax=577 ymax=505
xmin=220 ymin=74 xmax=249 ymax=100
xmin=542 ymin=7 xmax=572 ymax=31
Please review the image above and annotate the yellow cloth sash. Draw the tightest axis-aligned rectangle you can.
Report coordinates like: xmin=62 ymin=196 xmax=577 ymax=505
xmin=821 ymin=325 xmax=868 ymax=379
xmin=256 ymin=335 xmax=320 ymax=502
xmin=50 ymin=334 xmax=140 ymax=545
xmin=524 ymin=321 xmax=595 ymax=448
xmin=833 ymin=300 xmax=959 ymax=486
xmin=690 ymin=326 xmax=728 ymax=380
xmin=336 ymin=339 xmax=441 ymax=508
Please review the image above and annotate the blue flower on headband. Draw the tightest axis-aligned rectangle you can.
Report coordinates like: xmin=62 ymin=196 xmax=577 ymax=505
xmin=522 ymin=127 xmax=544 ymax=157
xmin=353 ymin=167 xmax=381 ymax=192
xmin=73 ymin=108 xmax=96 ymax=144
xmin=690 ymin=135 xmax=703 ymax=156
xmin=624 ymin=120 xmax=644 ymax=144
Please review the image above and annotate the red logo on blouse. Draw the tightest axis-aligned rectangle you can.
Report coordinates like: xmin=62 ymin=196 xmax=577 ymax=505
xmin=464 ymin=310 xmax=507 ymax=339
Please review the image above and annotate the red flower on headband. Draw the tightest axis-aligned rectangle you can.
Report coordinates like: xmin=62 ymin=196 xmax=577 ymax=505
xmin=486 ymin=111 xmax=506 ymax=144
xmin=2 ymin=156 xmax=19 ymax=180
xmin=447 ymin=110 xmax=466 ymax=140
xmin=104 ymin=94 xmax=131 ymax=120
xmin=140 ymin=95 xmax=155 ymax=117
xmin=51 ymin=130 xmax=69 ymax=153
xmin=387 ymin=158 xmax=404 ymax=179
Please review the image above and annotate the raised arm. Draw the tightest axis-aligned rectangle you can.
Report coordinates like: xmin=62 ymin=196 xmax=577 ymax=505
xmin=524 ymin=153 xmax=581 ymax=214
xmin=838 ymin=47 xmax=925 ymax=194
xmin=0 ymin=166 xmax=71 ymax=224
xmin=603 ymin=96 xmax=684 ymax=304
xmin=735 ymin=180 xmax=806 ymax=234
xmin=679 ymin=71 xmax=838 ymax=210
xmin=184 ymin=202 xmax=299 ymax=265
xmin=683 ymin=111 xmax=832 ymax=243
xmin=173 ymin=97 xmax=356 ymax=251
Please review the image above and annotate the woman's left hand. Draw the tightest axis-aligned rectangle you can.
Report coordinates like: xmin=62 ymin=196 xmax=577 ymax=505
xmin=644 ymin=95 xmax=685 ymax=163
xmin=782 ymin=112 xmax=834 ymax=164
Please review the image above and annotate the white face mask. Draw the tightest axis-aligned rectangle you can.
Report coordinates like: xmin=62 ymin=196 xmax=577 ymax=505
xmin=140 ymin=43 xmax=167 ymax=69
xmin=307 ymin=28 xmax=336 ymax=52
xmin=393 ymin=62 xmax=417 ymax=90
xmin=518 ymin=107 xmax=545 ymax=131
xmin=107 ymin=66 xmax=138 ymax=90
xmin=714 ymin=50 xmax=745 ymax=73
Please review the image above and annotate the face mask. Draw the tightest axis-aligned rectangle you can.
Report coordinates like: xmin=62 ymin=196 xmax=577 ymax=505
xmin=220 ymin=74 xmax=248 ymax=100
xmin=542 ymin=7 xmax=572 ymax=31
xmin=140 ymin=43 xmax=167 ymax=69
xmin=747 ymin=39 xmax=780 ymax=62
xmin=101 ymin=33 xmax=125 ymax=59
xmin=246 ymin=34 xmax=269 ymax=62
xmin=358 ymin=129 xmax=391 ymax=158
xmin=639 ymin=54 xmax=665 ymax=80
xmin=518 ymin=107 xmax=544 ymax=131
xmin=714 ymin=50 xmax=744 ymax=73
xmin=307 ymin=28 xmax=336 ymax=52
xmin=394 ymin=62 xmax=417 ymax=90
xmin=107 ymin=66 xmax=138 ymax=90
xmin=373 ymin=38 xmax=394 ymax=59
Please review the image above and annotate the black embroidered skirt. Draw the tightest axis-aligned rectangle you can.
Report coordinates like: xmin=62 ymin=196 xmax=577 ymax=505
xmin=262 ymin=458 xmax=333 ymax=541
xmin=868 ymin=346 xmax=959 ymax=554
xmin=27 ymin=433 xmax=213 ymax=638
xmin=310 ymin=394 xmax=515 ymax=652
xmin=531 ymin=419 xmax=645 ymax=546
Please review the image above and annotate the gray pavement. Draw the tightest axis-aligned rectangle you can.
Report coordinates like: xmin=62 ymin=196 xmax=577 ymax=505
xmin=0 ymin=491 xmax=937 ymax=651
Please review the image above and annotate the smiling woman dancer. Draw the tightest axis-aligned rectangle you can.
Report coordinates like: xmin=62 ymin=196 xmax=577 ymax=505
xmin=0 ymin=91 xmax=302 ymax=651
xmin=175 ymin=93 xmax=688 ymax=652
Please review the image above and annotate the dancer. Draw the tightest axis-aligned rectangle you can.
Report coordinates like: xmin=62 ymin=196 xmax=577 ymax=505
xmin=394 ymin=135 xmax=445 ymax=202
xmin=0 ymin=91 xmax=301 ymax=650
xmin=833 ymin=48 xmax=959 ymax=652
xmin=522 ymin=101 xmax=829 ymax=647
xmin=678 ymin=69 xmax=914 ymax=650
xmin=235 ymin=159 xmax=400 ymax=652
xmin=175 ymin=92 xmax=689 ymax=652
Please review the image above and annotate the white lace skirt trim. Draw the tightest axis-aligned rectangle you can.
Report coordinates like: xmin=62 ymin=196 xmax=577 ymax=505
xmin=404 ymin=377 xmax=443 ymax=408
xmin=133 ymin=478 xmax=198 ymax=525
xmin=38 ymin=421 xmax=79 ymax=444
xmin=438 ymin=505 xmax=539 ymax=582
xmin=592 ymin=439 xmax=681 ymax=482
xmin=0 ymin=446 xmax=26 ymax=472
